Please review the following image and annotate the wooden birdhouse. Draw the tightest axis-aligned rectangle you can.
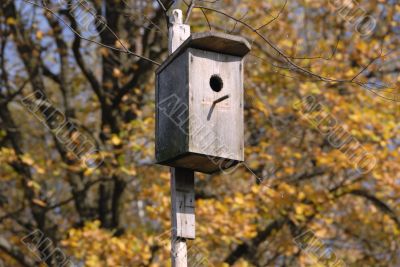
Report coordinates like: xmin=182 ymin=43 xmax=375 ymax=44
xmin=156 ymin=32 xmax=251 ymax=173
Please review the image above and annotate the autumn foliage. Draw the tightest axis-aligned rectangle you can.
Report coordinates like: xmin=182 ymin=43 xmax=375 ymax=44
xmin=0 ymin=0 xmax=399 ymax=266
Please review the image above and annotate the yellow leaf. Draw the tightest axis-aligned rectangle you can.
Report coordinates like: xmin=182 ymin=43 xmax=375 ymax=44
xmin=293 ymin=152 xmax=302 ymax=159
xmin=36 ymin=166 xmax=45 ymax=174
xmin=121 ymin=166 xmax=137 ymax=176
xmin=21 ymin=154 xmax=34 ymax=166
xmin=234 ymin=195 xmax=244 ymax=205
xmin=6 ymin=17 xmax=16 ymax=25
xmin=36 ymin=31 xmax=43 ymax=40
xmin=111 ymin=134 xmax=122 ymax=145
xmin=113 ymin=68 xmax=122 ymax=78
xmin=84 ymin=167 xmax=94 ymax=176
xmin=27 ymin=180 xmax=41 ymax=191
xmin=32 ymin=199 xmax=47 ymax=207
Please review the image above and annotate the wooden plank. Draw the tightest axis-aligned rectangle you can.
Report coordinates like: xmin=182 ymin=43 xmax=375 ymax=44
xmin=168 ymin=9 xmax=191 ymax=55
xmin=160 ymin=152 xmax=241 ymax=174
xmin=171 ymin=238 xmax=187 ymax=267
xmin=171 ymin=168 xmax=195 ymax=239
xmin=188 ymin=48 xmax=244 ymax=163
xmin=157 ymin=31 xmax=251 ymax=74
xmin=189 ymin=32 xmax=251 ymax=57
xmin=156 ymin=50 xmax=189 ymax=164
xmin=166 ymin=9 xmax=193 ymax=267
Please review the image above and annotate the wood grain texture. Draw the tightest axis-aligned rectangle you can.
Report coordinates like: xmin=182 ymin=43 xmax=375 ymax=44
xmin=156 ymin=50 xmax=189 ymax=163
xmin=171 ymin=238 xmax=188 ymax=267
xmin=188 ymin=32 xmax=251 ymax=57
xmin=171 ymin=168 xmax=195 ymax=239
xmin=156 ymin=46 xmax=245 ymax=173
xmin=165 ymin=12 xmax=193 ymax=267
xmin=156 ymin=31 xmax=251 ymax=74
xmin=188 ymin=48 xmax=244 ymax=162
xmin=168 ymin=10 xmax=191 ymax=54
xmin=165 ymin=152 xmax=240 ymax=173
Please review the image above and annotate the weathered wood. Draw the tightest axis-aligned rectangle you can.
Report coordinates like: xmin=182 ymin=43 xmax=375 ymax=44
xmin=188 ymin=32 xmax=251 ymax=56
xmin=171 ymin=238 xmax=187 ymax=267
xmin=166 ymin=152 xmax=241 ymax=174
xmin=188 ymin=48 xmax=244 ymax=164
xmin=156 ymin=43 xmax=247 ymax=173
xmin=171 ymin=168 xmax=195 ymax=239
xmin=168 ymin=10 xmax=191 ymax=55
xmin=159 ymin=10 xmax=251 ymax=267
xmin=156 ymin=50 xmax=189 ymax=162
xmin=166 ymin=9 xmax=193 ymax=267
xmin=157 ymin=31 xmax=251 ymax=74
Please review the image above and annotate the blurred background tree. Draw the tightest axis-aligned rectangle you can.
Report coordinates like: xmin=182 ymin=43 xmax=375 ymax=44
xmin=0 ymin=0 xmax=399 ymax=266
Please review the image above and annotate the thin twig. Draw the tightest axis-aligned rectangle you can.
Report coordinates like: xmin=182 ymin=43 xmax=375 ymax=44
xmin=229 ymin=10 xmax=248 ymax=34
xmin=156 ymin=0 xmax=167 ymax=12
xmin=351 ymin=48 xmax=384 ymax=82
xmin=287 ymin=38 xmax=340 ymax=60
xmin=255 ymin=0 xmax=288 ymax=31
xmin=194 ymin=5 xmax=400 ymax=102
xmin=22 ymin=0 xmax=161 ymax=66
xmin=200 ymin=7 xmax=212 ymax=30
xmin=184 ymin=0 xmax=195 ymax=24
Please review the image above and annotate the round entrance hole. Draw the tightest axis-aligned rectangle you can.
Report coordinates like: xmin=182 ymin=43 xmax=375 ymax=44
xmin=209 ymin=74 xmax=223 ymax=92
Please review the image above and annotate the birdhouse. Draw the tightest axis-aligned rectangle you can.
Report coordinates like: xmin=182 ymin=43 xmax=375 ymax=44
xmin=155 ymin=32 xmax=251 ymax=173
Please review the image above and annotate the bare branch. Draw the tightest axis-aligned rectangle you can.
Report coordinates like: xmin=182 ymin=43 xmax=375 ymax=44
xmin=0 ymin=236 xmax=35 ymax=267
xmin=224 ymin=218 xmax=287 ymax=264
xmin=255 ymin=0 xmax=287 ymax=31
xmin=156 ymin=0 xmax=168 ymax=12
xmin=195 ymin=5 xmax=400 ymax=102
xmin=348 ymin=189 xmax=400 ymax=230
xmin=184 ymin=0 xmax=195 ymax=24
xmin=200 ymin=7 xmax=211 ymax=30
xmin=59 ymin=6 xmax=104 ymax=103
xmin=22 ymin=0 xmax=161 ymax=66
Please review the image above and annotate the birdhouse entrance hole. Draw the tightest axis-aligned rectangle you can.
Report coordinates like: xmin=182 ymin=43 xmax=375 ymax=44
xmin=209 ymin=74 xmax=223 ymax=92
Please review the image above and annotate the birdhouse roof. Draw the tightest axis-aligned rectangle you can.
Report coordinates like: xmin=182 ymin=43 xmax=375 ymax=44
xmin=157 ymin=32 xmax=251 ymax=73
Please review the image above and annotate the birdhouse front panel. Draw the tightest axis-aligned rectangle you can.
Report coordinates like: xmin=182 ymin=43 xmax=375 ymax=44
xmin=188 ymin=48 xmax=243 ymax=162
xmin=155 ymin=32 xmax=250 ymax=173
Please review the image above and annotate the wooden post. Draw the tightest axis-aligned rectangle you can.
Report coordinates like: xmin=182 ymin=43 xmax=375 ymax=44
xmin=168 ymin=9 xmax=190 ymax=54
xmin=168 ymin=9 xmax=193 ymax=267
xmin=171 ymin=168 xmax=195 ymax=266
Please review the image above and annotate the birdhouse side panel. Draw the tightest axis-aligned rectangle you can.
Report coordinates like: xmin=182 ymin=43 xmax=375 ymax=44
xmin=156 ymin=51 xmax=190 ymax=164
xmin=187 ymin=48 xmax=244 ymax=162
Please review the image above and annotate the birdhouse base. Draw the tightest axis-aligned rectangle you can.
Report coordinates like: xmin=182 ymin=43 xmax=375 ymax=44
xmin=157 ymin=152 xmax=241 ymax=174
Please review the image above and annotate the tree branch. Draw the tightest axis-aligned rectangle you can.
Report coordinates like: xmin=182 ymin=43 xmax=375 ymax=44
xmin=224 ymin=218 xmax=287 ymax=264
xmin=0 ymin=236 xmax=35 ymax=267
